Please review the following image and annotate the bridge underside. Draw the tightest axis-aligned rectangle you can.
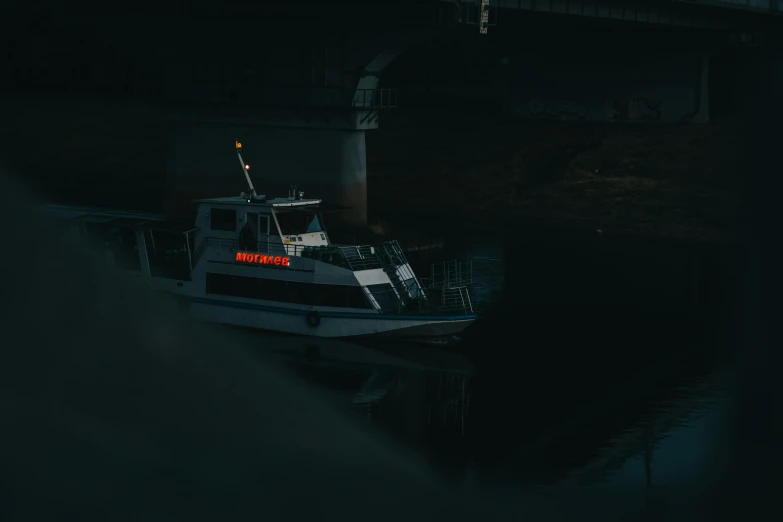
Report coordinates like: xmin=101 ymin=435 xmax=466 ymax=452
xmin=2 ymin=2 xmax=780 ymax=226
xmin=464 ymin=0 xmax=782 ymax=29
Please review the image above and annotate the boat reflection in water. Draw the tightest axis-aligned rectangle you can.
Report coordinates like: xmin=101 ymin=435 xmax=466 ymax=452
xmin=295 ymin=225 xmax=736 ymax=514
xmin=256 ymin=332 xmax=476 ymax=470
xmin=253 ymin=323 xmax=729 ymax=514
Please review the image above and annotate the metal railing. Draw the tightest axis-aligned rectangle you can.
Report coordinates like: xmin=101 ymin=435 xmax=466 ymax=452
xmin=188 ymin=86 xmax=400 ymax=110
xmin=428 ymin=259 xmax=474 ymax=289
xmin=367 ymin=285 xmax=473 ymax=316
xmin=337 ymin=245 xmax=384 ymax=271
xmin=674 ymin=0 xmax=783 ymax=15
xmin=251 ymin=87 xmax=398 ymax=110
xmin=191 ymin=236 xmax=212 ymax=267
xmin=440 ymin=287 xmax=473 ymax=314
xmin=351 ymin=88 xmax=399 ymax=110
xmin=192 ymin=236 xmax=384 ymax=272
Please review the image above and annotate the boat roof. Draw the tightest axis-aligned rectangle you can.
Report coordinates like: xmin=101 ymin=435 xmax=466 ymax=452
xmin=36 ymin=205 xmax=199 ymax=233
xmin=148 ymin=217 xmax=199 ymax=234
xmin=37 ymin=193 xmax=348 ymax=228
xmin=193 ymin=196 xmax=350 ymax=213
xmin=37 ymin=204 xmax=166 ymax=226
xmin=193 ymin=196 xmax=322 ymax=207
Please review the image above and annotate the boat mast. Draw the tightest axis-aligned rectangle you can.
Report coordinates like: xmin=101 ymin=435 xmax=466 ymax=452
xmin=236 ymin=140 xmax=258 ymax=199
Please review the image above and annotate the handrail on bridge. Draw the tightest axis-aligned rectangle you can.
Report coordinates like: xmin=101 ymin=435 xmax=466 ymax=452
xmin=351 ymin=88 xmax=399 ymax=109
xmin=673 ymin=0 xmax=783 ymax=15
xmin=233 ymin=86 xmax=399 ymax=110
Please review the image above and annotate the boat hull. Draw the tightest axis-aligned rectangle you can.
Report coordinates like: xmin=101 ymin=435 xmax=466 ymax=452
xmin=186 ymin=296 xmax=476 ymax=339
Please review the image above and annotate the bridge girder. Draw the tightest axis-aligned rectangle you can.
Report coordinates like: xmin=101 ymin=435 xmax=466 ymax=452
xmin=443 ymin=0 xmax=783 ymax=30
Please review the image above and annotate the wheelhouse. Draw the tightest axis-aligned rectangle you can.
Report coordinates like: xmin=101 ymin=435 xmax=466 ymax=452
xmin=193 ymin=195 xmax=338 ymax=259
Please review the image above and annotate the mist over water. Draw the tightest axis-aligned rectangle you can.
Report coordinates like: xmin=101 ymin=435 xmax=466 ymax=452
xmin=0 ymin=168 xmax=480 ymax=521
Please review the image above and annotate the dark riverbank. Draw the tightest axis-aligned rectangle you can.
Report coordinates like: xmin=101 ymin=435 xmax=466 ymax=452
xmin=367 ymin=109 xmax=745 ymax=243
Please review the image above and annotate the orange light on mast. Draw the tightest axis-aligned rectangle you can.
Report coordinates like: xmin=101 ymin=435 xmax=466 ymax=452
xmin=235 ymin=252 xmax=290 ymax=267
xmin=236 ymin=140 xmax=242 ymax=149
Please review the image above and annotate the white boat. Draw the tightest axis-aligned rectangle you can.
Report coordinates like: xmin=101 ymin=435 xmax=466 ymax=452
xmin=39 ymin=142 xmax=477 ymax=341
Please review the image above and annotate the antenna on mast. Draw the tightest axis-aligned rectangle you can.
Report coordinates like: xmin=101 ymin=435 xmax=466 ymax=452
xmin=236 ymin=140 xmax=258 ymax=199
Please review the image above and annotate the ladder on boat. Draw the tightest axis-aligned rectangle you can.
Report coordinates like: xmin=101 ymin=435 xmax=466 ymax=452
xmin=439 ymin=287 xmax=474 ymax=314
xmin=379 ymin=240 xmax=426 ymax=309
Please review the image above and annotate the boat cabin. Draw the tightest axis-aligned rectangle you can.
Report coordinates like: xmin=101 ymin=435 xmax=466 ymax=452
xmin=193 ymin=193 xmax=334 ymax=257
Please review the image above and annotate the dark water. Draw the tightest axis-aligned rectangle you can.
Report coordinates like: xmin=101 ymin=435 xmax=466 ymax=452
xmin=0 ymin=165 xmax=753 ymax=520
xmin=286 ymin=221 xmax=736 ymax=496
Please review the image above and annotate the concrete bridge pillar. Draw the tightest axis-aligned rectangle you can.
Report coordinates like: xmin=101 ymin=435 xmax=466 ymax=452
xmin=157 ymin=33 xmax=421 ymax=227
xmin=691 ymin=52 xmax=711 ymax=124
xmin=163 ymin=106 xmax=379 ymax=226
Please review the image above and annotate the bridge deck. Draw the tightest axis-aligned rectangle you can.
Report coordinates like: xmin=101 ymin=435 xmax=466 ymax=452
xmin=480 ymin=0 xmax=782 ymax=29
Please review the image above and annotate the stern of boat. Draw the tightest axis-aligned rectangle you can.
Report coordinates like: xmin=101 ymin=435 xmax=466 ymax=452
xmin=361 ymin=240 xmax=477 ymax=343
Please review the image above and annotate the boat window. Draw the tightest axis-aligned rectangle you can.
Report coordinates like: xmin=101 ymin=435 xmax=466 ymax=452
xmin=205 ymin=273 xmax=372 ymax=309
xmin=306 ymin=215 xmax=323 ymax=233
xmin=210 ymin=208 xmax=237 ymax=232
xmin=275 ymin=211 xmax=323 ymax=236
